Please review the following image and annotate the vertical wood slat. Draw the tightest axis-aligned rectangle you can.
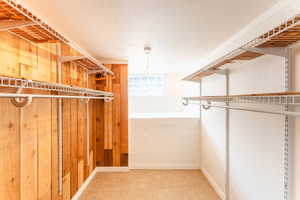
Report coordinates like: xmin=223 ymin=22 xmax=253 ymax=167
xmin=96 ymin=100 xmax=105 ymax=166
xmin=51 ymin=99 xmax=61 ymax=200
xmin=112 ymin=83 xmax=121 ymax=166
xmin=70 ymin=99 xmax=78 ymax=197
xmin=77 ymin=101 xmax=85 ymax=187
xmin=83 ymin=71 xmax=89 ymax=180
xmin=62 ymin=99 xmax=71 ymax=200
xmin=104 ymin=75 xmax=113 ymax=150
xmin=120 ymin=65 xmax=128 ymax=155
xmin=37 ymin=97 xmax=52 ymax=200
xmin=0 ymin=32 xmax=20 ymax=78
xmin=61 ymin=42 xmax=71 ymax=200
xmin=21 ymin=99 xmax=38 ymax=200
xmin=89 ymin=100 xmax=96 ymax=172
xmin=0 ymin=99 xmax=20 ymax=200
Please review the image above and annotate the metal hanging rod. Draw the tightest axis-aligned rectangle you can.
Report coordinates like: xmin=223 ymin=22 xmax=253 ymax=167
xmin=0 ymin=76 xmax=113 ymax=97
xmin=183 ymin=94 xmax=300 ymax=106
xmin=187 ymin=102 xmax=300 ymax=117
xmin=0 ymin=93 xmax=113 ymax=100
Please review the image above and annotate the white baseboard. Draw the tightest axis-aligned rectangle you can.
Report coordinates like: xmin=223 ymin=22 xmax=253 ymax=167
xmin=96 ymin=167 xmax=130 ymax=172
xmin=72 ymin=168 xmax=97 ymax=200
xmin=131 ymin=163 xmax=200 ymax=170
xmin=201 ymin=167 xmax=225 ymax=200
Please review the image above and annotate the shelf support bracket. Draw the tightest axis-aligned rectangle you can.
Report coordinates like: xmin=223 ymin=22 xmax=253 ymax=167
xmin=241 ymin=47 xmax=288 ymax=57
xmin=57 ymin=56 xmax=85 ymax=63
xmin=10 ymin=82 xmax=32 ymax=108
xmin=182 ymin=98 xmax=189 ymax=106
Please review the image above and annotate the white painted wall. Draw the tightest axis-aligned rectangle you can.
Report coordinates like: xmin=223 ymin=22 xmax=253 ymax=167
xmin=292 ymin=47 xmax=300 ymax=200
xmin=201 ymin=52 xmax=300 ymax=200
xmin=129 ymin=73 xmax=201 ymax=169
xmin=129 ymin=118 xmax=201 ymax=169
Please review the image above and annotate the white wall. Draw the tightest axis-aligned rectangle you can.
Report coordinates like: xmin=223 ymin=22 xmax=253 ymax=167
xmin=129 ymin=73 xmax=199 ymax=117
xmin=201 ymin=52 xmax=300 ymax=200
xmin=129 ymin=73 xmax=201 ymax=169
xmin=292 ymin=47 xmax=300 ymax=200
xmin=129 ymin=118 xmax=201 ymax=169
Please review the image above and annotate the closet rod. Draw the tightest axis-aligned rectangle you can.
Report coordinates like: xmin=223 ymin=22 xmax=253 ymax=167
xmin=0 ymin=93 xmax=113 ymax=100
xmin=188 ymin=102 xmax=300 ymax=116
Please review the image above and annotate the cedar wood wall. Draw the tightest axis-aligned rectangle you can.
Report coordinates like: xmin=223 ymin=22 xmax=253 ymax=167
xmin=0 ymin=31 xmax=128 ymax=200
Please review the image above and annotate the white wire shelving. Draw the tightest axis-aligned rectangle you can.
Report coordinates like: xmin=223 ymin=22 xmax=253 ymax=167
xmin=183 ymin=93 xmax=300 ymax=106
xmin=0 ymin=75 xmax=113 ymax=97
xmin=183 ymin=93 xmax=300 ymax=116
xmin=183 ymin=14 xmax=300 ymax=82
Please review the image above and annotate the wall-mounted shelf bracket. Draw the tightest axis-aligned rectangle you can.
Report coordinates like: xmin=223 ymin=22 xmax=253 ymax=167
xmin=241 ymin=47 xmax=288 ymax=57
xmin=202 ymin=101 xmax=212 ymax=110
xmin=57 ymin=56 xmax=85 ymax=63
xmin=10 ymin=82 xmax=32 ymax=107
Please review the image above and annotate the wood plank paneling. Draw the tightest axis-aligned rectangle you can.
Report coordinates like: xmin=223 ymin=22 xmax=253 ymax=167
xmin=19 ymin=38 xmax=37 ymax=80
xmin=51 ymin=99 xmax=61 ymax=200
xmin=0 ymin=98 xmax=20 ymax=200
xmin=62 ymin=99 xmax=71 ymax=200
xmin=120 ymin=65 xmax=128 ymax=155
xmin=77 ymin=101 xmax=85 ymax=187
xmin=21 ymin=99 xmax=38 ymax=200
xmin=36 ymin=44 xmax=51 ymax=82
xmin=70 ymin=99 xmax=78 ymax=197
xmin=0 ymin=32 xmax=19 ymax=77
xmin=96 ymin=100 xmax=104 ymax=166
xmin=0 ymin=32 xmax=101 ymax=200
xmin=112 ymin=83 xmax=121 ymax=166
xmin=37 ymin=97 xmax=52 ymax=200
xmin=95 ymin=64 xmax=128 ymax=167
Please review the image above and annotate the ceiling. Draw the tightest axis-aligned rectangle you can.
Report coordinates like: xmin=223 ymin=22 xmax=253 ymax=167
xmin=21 ymin=0 xmax=281 ymax=73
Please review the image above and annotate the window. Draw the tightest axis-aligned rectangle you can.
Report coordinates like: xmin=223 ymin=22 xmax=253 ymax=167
xmin=128 ymin=74 xmax=165 ymax=96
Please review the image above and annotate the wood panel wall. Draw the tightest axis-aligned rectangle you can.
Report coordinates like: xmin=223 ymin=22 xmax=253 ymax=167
xmin=0 ymin=32 xmax=101 ymax=200
xmin=94 ymin=64 xmax=128 ymax=167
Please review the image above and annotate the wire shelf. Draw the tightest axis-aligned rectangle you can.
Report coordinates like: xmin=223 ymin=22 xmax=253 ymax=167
xmin=184 ymin=14 xmax=300 ymax=82
xmin=183 ymin=93 xmax=300 ymax=106
xmin=0 ymin=76 xmax=113 ymax=97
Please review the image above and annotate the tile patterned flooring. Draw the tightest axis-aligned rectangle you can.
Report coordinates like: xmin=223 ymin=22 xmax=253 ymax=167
xmin=79 ymin=170 xmax=221 ymax=200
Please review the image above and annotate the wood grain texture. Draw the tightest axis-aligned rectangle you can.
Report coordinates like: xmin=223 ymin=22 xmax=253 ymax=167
xmin=0 ymin=32 xmax=19 ymax=77
xmin=21 ymin=99 xmax=38 ymax=200
xmin=112 ymin=83 xmax=121 ymax=166
xmin=37 ymin=97 xmax=52 ymax=200
xmin=62 ymin=99 xmax=71 ymax=200
xmin=77 ymin=101 xmax=85 ymax=187
xmin=94 ymin=64 xmax=128 ymax=167
xmin=0 ymin=99 xmax=20 ymax=200
xmin=51 ymin=99 xmax=61 ymax=200
xmin=95 ymin=100 xmax=104 ymax=166
xmin=0 ymin=33 xmax=100 ymax=200
xmin=70 ymin=99 xmax=78 ymax=197
xmin=120 ymin=65 xmax=128 ymax=154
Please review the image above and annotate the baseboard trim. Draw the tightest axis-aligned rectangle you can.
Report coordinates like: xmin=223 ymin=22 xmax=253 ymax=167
xmin=96 ymin=167 xmax=130 ymax=172
xmin=71 ymin=168 xmax=97 ymax=200
xmin=201 ymin=167 xmax=225 ymax=200
xmin=131 ymin=163 xmax=200 ymax=170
